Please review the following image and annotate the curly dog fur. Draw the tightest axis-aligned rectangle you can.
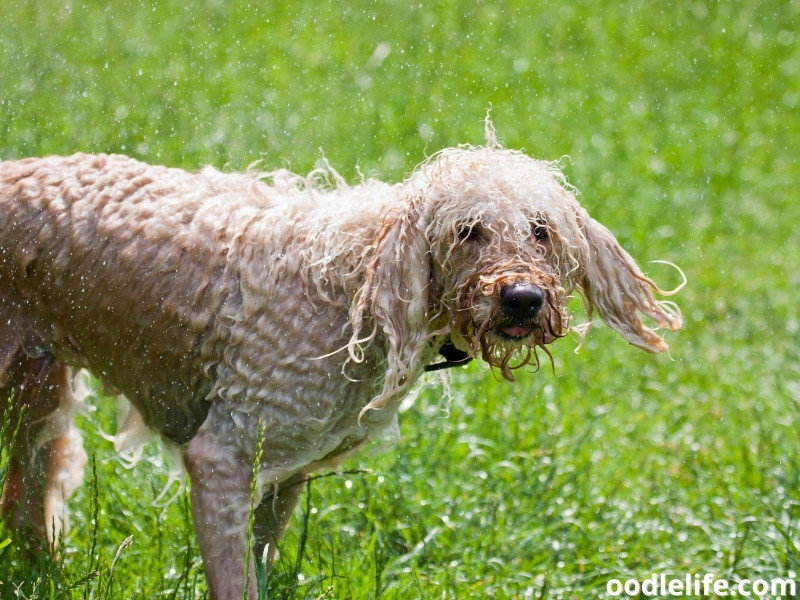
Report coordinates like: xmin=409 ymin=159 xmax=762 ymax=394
xmin=0 ymin=132 xmax=681 ymax=598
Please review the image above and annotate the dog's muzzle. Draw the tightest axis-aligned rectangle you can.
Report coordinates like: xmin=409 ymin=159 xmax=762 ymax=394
xmin=498 ymin=283 xmax=544 ymax=338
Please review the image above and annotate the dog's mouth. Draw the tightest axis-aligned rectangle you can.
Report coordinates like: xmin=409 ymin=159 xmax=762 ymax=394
xmin=497 ymin=324 xmax=534 ymax=340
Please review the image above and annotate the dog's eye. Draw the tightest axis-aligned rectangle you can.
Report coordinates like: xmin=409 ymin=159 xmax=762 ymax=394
xmin=532 ymin=220 xmax=549 ymax=241
xmin=458 ymin=223 xmax=483 ymax=242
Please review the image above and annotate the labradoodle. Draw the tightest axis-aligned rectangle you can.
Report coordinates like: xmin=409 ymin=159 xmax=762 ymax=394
xmin=0 ymin=132 xmax=682 ymax=599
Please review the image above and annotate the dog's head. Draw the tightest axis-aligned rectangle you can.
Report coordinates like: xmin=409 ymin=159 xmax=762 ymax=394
xmin=417 ymin=145 xmax=682 ymax=379
xmin=419 ymin=148 xmax=577 ymax=377
xmin=351 ymin=144 xmax=683 ymax=411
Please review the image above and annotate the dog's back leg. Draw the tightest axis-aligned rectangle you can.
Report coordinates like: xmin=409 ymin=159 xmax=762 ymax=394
xmin=1 ymin=339 xmax=87 ymax=549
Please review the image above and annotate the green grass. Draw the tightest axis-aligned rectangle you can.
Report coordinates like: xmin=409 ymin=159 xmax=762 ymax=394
xmin=1 ymin=0 xmax=799 ymax=597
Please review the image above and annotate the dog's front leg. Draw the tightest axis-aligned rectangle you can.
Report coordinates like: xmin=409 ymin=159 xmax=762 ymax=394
xmin=252 ymin=473 xmax=307 ymax=569
xmin=183 ymin=431 xmax=257 ymax=600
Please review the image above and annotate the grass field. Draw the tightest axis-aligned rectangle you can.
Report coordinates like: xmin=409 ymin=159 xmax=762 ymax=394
xmin=1 ymin=0 xmax=799 ymax=598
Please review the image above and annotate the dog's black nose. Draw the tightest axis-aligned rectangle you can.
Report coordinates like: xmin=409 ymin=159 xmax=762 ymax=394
xmin=500 ymin=284 xmax=544 ymax=318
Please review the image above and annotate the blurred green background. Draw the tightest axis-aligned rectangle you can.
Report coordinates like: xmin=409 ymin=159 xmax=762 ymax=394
xmin=1 ymin=0 xmax=798 ymax=598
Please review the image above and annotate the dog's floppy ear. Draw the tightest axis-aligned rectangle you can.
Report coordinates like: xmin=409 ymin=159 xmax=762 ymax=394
xmin=350 ymin=197 xmax=431 ymax=413
xmin=576 ymin=212 xmax=683 ymax=353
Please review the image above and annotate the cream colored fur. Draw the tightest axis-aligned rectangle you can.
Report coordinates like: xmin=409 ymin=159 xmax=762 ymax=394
xmin=0 ymin=135 xmax=681 ymax=599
